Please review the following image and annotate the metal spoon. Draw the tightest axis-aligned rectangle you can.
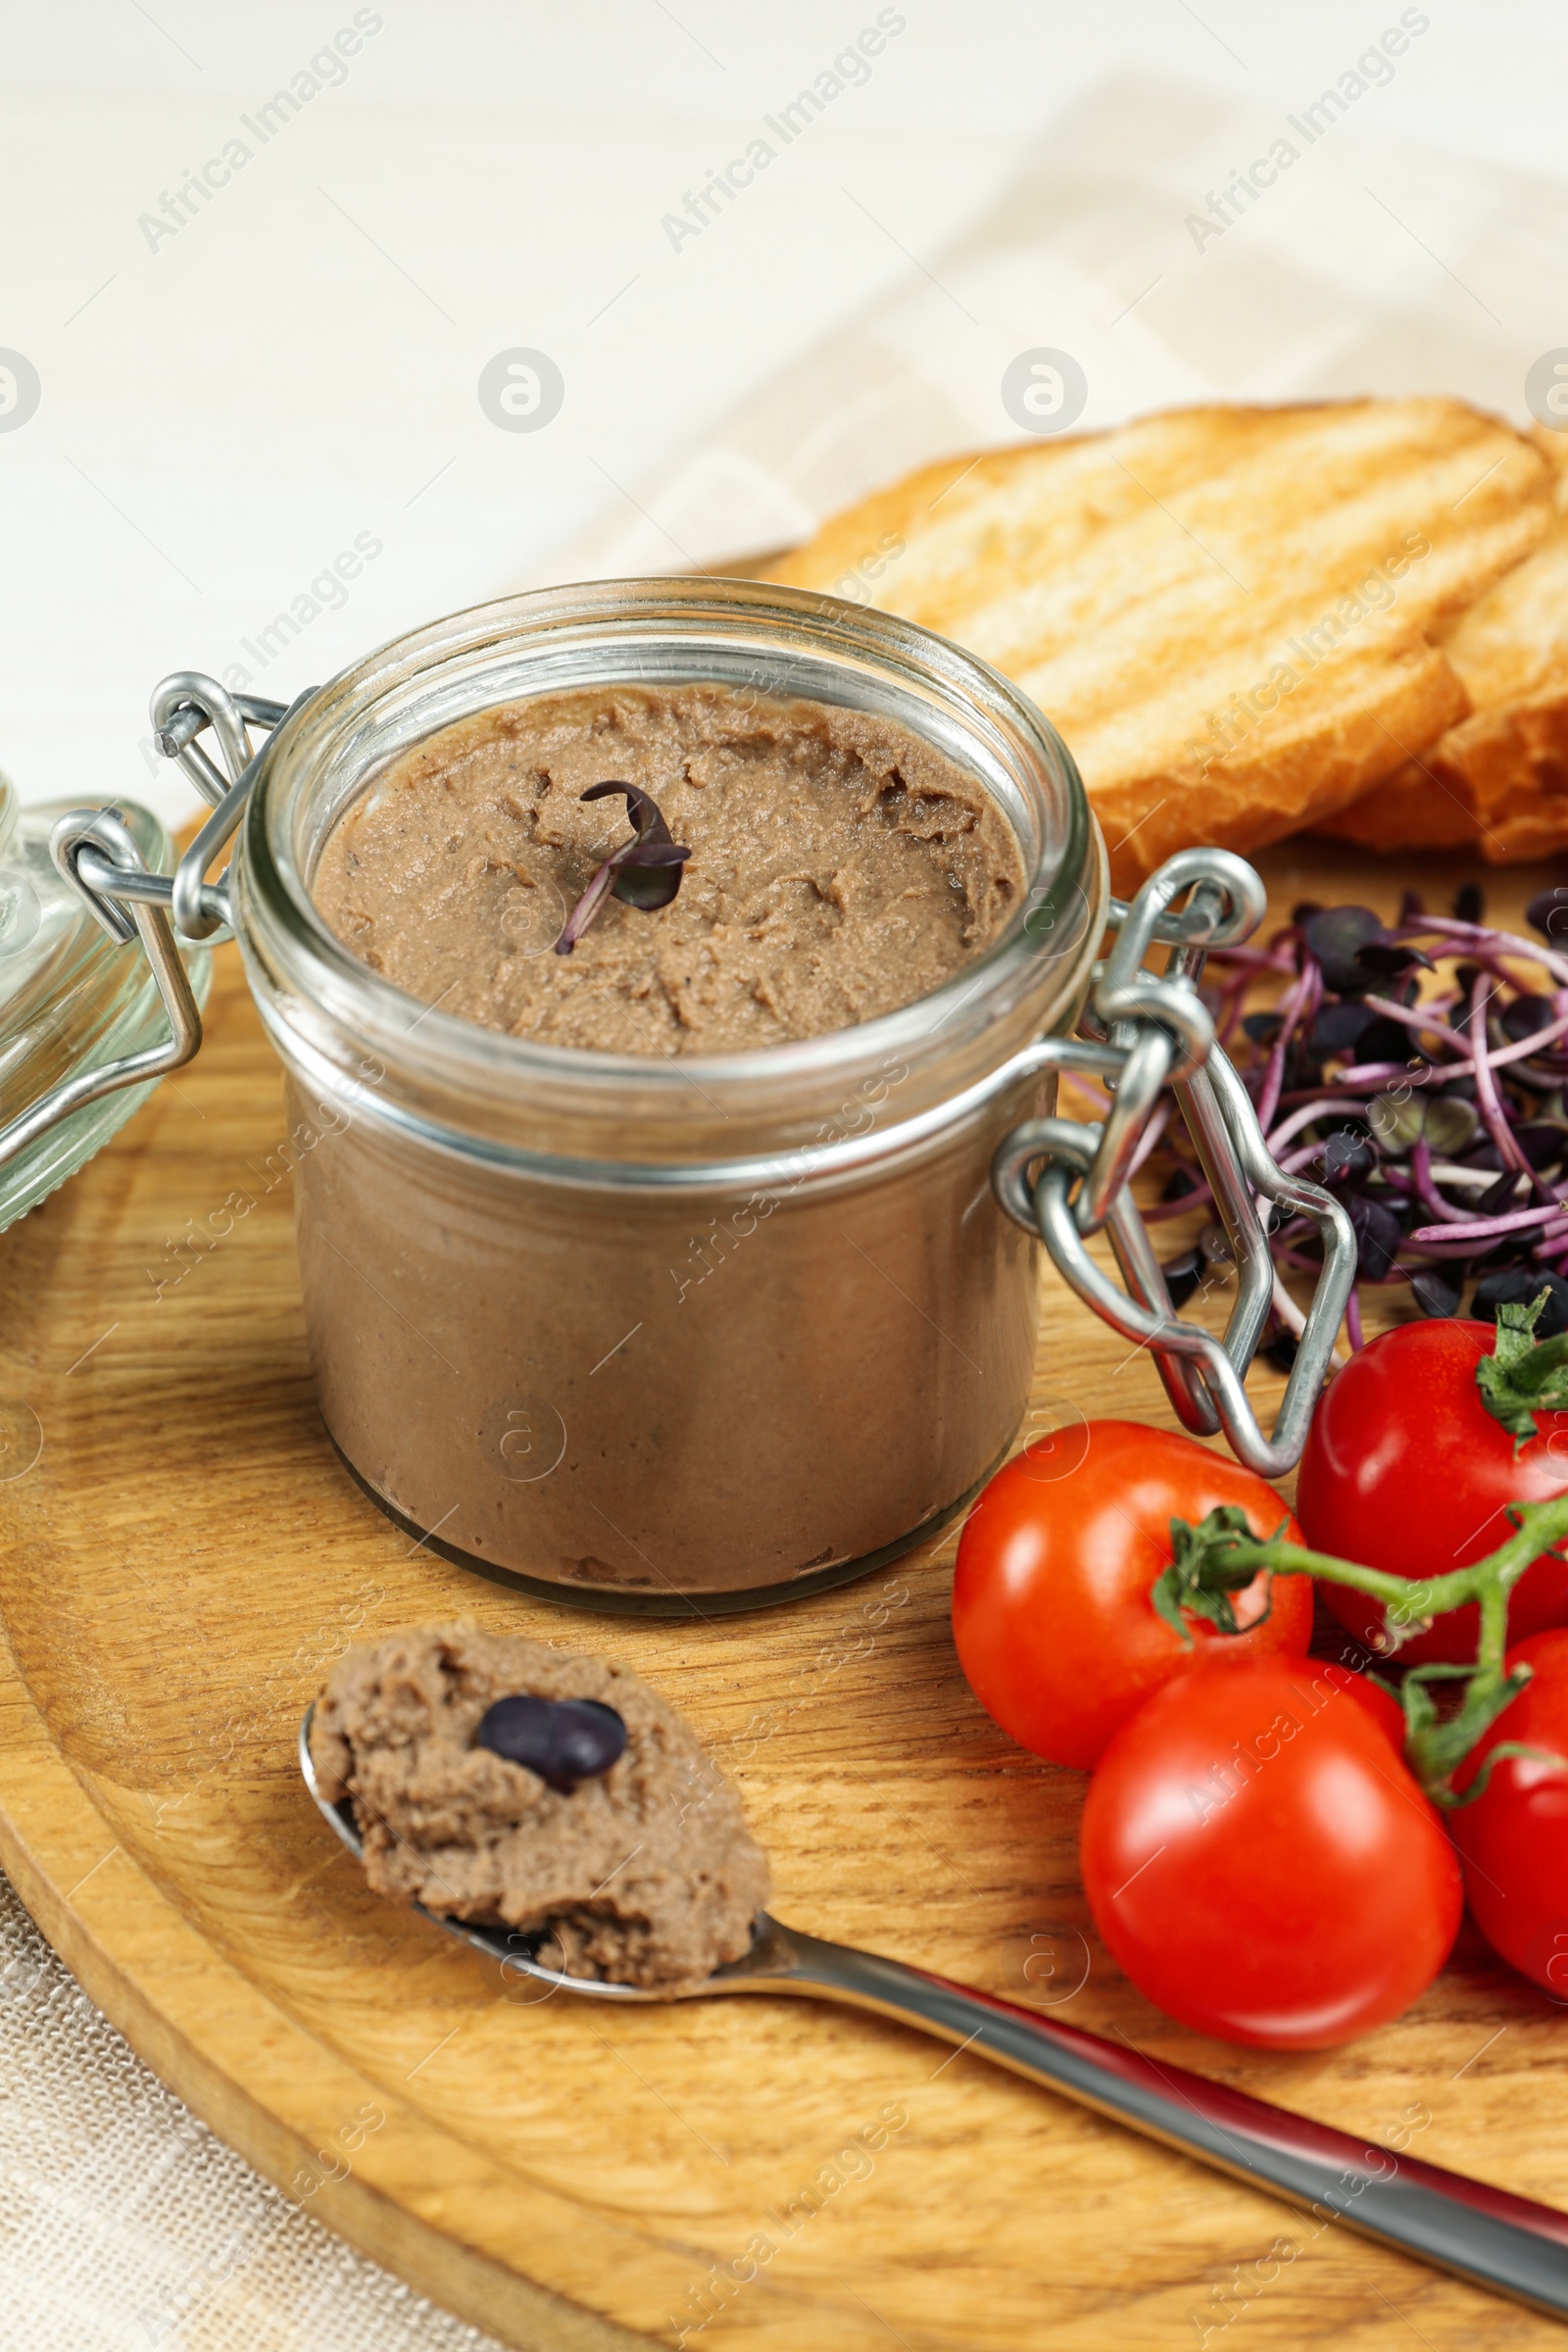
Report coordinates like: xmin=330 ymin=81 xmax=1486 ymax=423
xmin=299 ymin=1709 xmax=1568 ymax=2318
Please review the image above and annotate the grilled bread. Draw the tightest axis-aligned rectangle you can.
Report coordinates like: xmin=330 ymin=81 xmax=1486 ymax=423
xmin=767 ymin=400 xmax=1554 ymax=890
xmin=1321 ymin=425 xmax=1568 ymax=860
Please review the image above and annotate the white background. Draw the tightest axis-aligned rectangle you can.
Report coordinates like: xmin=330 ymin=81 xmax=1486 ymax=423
xmin=1 ymin=0 xmax=1565 ymax=829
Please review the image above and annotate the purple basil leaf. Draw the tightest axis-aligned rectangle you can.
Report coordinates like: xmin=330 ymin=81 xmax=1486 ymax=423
xmin=1260 ymin=1326 xmax=1298 ymax=1372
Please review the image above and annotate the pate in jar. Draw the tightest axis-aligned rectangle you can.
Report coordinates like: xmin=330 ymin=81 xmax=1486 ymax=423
xmin=236 ymin=580 xmax=1104 ymax=1610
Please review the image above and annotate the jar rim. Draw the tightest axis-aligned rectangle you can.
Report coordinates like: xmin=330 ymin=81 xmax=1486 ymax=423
xmin=237 ymin=578 xmax=1104 ymax=1166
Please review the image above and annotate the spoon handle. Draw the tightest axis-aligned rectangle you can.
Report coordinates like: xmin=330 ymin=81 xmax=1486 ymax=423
xmin=770 ymin=1926 xmax=1568 ymax=2317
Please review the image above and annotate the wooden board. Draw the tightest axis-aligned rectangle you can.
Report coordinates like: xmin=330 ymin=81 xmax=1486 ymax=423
xmin=1 ymin=837 xmax=1566 ymax=2352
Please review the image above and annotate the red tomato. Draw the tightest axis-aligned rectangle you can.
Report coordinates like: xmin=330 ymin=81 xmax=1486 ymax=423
xmin=1450 ymin=1629 xmax=1568 ymax=1997
xmin=1298 ymin=1319 xmax=1568 ymax=1666
xmin=1080 ymin=1656 xmax=1461 ymax=2048
xmin=952 ymin=1421 xmax=1311 ymax=1770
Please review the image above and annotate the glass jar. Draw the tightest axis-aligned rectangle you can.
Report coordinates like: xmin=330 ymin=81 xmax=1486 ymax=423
xmin=235 ymin=579 xmax=1104 ymax=1610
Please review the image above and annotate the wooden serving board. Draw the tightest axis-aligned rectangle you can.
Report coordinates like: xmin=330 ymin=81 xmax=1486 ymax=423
xmin=2 ymin=838 xmax=1566 ymax=2352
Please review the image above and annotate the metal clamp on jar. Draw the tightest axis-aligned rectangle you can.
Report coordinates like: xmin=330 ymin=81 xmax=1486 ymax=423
xmin=0 ymin=583 xmax=1351 ymax=1609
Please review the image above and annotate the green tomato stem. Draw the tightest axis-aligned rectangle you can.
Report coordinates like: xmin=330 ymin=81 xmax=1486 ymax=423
xmin=1198 ymin=1496 xmax=1568 ymax=1630
xmin=1158 ymin=1494 xmax=1568 ymax=1805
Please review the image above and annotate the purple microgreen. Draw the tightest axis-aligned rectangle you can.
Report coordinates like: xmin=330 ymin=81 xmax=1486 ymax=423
xmin=553 ymin=858 xmax=620 ymax=955
xmin=1527 ymin=886 xmax=1568 ymax=942
xmin=1453 ymin=880 xmax=1485 ymax=926
xmin=1421 ymin=911 xmax=1568 ymax=990
xmin=1160 ymin=1248 xmax=1202 ymax=1309
xmin=1302 ymin=905 xmax=1388 ymax=995
xmin=1476 ymin=1169 xmax=1524 ymax=1217
xmin=1475 ymin=1271 xmax=1568 ymax=1337
xmin=1355 ymin=939 xmax=1435 ymax=978
xmin=1255 ymin=957 xmax=1320 ymax=1131
xmin=1321 ymin=1127 xmax=1376 ymax=1186
xmin=1501 ymin=994 xmax=1556 ymax=1044
xmin=1409 ymin=1266 xmax=1460 ymax=1318
xmin=1142 ymin=882 xmax=1568 ymax=1326
xmin=602 ymin=838 xmax=693 ymax=911
xmin=1309 ymin=1002 xmax=1375 ymax=1057
xmin=1347 ymin=1193 xmax=1404 ymax=1282
xmin=554 ymin=781 xmax=693 ymax=955
xmin=1267 ymin=1095 xmax=1370 ymax=1152
xmin=1409 ymin=1139 xmax=1473 ymax=1228
xmin=1407 ymin=1200 xmax=1568 ymax=1249
xmin=1515 ymin=1122 xmax=1568 ymax=1171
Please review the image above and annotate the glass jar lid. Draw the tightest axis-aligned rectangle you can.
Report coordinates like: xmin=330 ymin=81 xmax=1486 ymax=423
xmin=0 ymin=777 xmax=212 ymax=1232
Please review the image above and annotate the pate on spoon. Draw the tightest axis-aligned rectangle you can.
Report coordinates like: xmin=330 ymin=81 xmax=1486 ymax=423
xmin=299 ymin=1706 xmax=1568 ymax=2319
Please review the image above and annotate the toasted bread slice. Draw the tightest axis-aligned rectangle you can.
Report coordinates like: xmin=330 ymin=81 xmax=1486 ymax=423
xmin=1321 ymin=425 xmax=1568 ymax=861
xmin=767 ymin=400 xmax=1553 ymax=890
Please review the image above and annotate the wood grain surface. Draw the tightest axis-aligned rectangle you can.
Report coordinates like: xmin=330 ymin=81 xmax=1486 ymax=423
xmin=1 ymin=837 xmax=1566 ymax=2352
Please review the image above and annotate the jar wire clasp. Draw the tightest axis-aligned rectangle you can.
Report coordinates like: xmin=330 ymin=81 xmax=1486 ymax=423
xmin=992 ymin=849 xmax=1357 ymax=1479
xmin=0 ymin=672 xmax=306 ymax=1172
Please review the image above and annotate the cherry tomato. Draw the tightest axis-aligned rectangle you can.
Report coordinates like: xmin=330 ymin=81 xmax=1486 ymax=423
xmin=952 ymin=1421 xmax=1311 ymax=1770
xmin=1298 ymin=1319 xmax=1568 ymax=1666
xmin=1080 ymin=1656 xmax=1461 ymax=2048
xmin=1450 ymin=1629 xmax=1568 ymax=1997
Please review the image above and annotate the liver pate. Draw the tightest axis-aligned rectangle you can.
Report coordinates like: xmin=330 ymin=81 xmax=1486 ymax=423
xmin=311 ymin=1623 xmax=769 ymax=1990
xmin=311 ymin=682 xmax=1024 ymax=1055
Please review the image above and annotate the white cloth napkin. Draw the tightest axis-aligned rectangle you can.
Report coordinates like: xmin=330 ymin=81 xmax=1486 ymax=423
xmin=0 ymin=1877 xmax=503 ymax=2351
xmin=543 ymin=67 xmax=1568 ymax=582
